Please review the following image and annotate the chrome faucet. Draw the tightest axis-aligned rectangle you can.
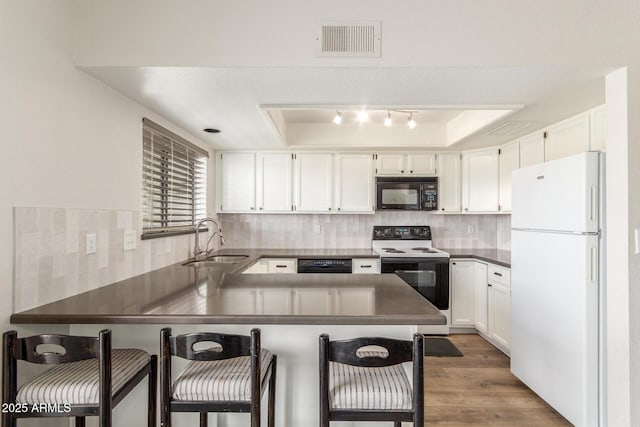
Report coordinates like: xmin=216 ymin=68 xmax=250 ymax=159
xmin=193 ymin=217 xmax=226 ymax=259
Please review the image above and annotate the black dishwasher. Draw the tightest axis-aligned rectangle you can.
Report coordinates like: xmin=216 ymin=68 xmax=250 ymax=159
xmin=297 ymin=259 xmax=352 ymax=273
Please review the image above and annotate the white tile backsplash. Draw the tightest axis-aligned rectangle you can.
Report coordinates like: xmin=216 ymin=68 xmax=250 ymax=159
xmin=218 ymin=212 xmax=511 ymax=251
xmin=13 ymin=207 xmax=201 ymax=312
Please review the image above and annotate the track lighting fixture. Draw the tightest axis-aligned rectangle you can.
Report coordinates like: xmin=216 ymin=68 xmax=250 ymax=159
xmin=384 ymin=110 xmax=392 ymax=127
xmin=407 ymin=112 xmax=417 ymax=129
xmin=357 ymin=110 xmax=369 ymax=122
xmin=332 ymin=110 xmax=342 ymax=125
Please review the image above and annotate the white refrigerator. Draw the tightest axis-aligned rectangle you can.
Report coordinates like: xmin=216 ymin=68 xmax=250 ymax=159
xmin=511 ymin=151 xmax=602 ymax=427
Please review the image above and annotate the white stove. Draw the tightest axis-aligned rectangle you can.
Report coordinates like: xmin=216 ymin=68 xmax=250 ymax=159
xmin=371 ymin=226 xmax=449 ymax=258
xmin=373 ymin=225 xmax=450 ymax=335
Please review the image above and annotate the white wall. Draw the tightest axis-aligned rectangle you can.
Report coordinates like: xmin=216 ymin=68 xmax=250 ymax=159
xmin=0 ymin=3 xmax=213 ymax=414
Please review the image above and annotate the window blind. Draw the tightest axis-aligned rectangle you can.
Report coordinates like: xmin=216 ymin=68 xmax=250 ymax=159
xmin=142 ymin=119 xmax=208 ymax=236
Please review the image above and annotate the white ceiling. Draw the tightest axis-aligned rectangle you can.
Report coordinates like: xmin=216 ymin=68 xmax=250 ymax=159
xmin=82 ymin=66 xmax=610 ymax=151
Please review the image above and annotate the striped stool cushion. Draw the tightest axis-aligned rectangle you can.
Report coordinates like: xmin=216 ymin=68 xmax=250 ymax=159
xmin=172 ymin=349 xmax=272 ymax=402
xmin=329 ymin=351 xmax=413 ymax=410
xmin=16 ymin=349 xmax=150 ymax=405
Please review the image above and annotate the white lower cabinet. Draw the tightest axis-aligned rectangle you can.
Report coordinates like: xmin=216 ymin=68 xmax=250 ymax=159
xmin=352 ymin=258 xmax=381 ymax=274
xmin=242 ymin=258 xmax=297 ymax=274
xmin=473 ymin=262 xmax=488 ymax=335
xmin=293 ymin=289 xmax=333 ymax=315
xmin=450 ymin=259 xmax=511 ymax=354
xmin=450 ymin=260 xmax=475 ymax=326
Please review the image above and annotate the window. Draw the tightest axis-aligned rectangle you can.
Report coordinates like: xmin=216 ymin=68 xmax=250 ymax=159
xmin=142 ymin=118 xmax=208 ymax=237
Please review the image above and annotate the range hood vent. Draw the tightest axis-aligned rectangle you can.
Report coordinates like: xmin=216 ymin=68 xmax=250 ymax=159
xmin=315 ymin=21 xmax=381 ymax=58
xmin=484 ymin=121 xmax=537 ymax=136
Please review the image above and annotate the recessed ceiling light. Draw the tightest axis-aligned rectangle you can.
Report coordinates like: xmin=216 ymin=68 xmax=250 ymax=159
xmin=357 ymin=110 xmax=369 ymax=122
xmin=407 ymin=113 xmax=416 ymax=130
xmin=384 ymin=110 xmax=392 ymax=127
xmin=332 ymin=110 xmax=342 ymax=125
xmin=203 ymin=128 xmax=221 ymax=133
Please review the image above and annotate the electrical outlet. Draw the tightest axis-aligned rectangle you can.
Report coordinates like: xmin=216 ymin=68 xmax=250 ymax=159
xmin=313 ymin=224 xmax=321 ymax=234
xmin=123 ymin=230 xmax=137 ymax=251
xmin=86 ymin=233 xmax=97 ymax=255
xmin=467 ymin=225 xmax=475 ymax=235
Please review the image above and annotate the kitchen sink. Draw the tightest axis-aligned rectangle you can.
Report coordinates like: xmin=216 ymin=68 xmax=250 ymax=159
xmin=206 ymin=255 xmax=249 ymax=263
xmin=183 ymin=255 xmax=249 ymax=267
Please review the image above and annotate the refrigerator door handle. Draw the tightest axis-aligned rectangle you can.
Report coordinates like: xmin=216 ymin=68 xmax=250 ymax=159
xmin=589 ymin=185 xmax=598 ymax=222
xmin=589 ymin=245 xmax=598 ymax=284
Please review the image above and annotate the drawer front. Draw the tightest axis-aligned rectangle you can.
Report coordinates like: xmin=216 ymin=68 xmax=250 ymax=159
xmin=352 ymin=258 xmax=381 ymax=274
xmin=267 ymin=258 xmax=297 ymax=274
xmin=488 ymin=264 xmax=510 ymax=287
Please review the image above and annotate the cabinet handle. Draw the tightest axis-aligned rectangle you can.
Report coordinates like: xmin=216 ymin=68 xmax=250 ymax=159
xmin=360 ymin=265 xmax=372 ymax=268
xmin=410 ymin=170 xmax=413 ymax=173
xmin=465 ymin=208 xmax=469 ymax=211
xmin=328 ymin=208 xmax=332 ymax=211
xmin=259 ymin=207 xmax=264 ymax=210
xmin=488 ymin=284 xmax=493 ymax=287
xmin=250 ymin=207 xmax=255 ymax=210
xmin=275 ymin=265 xmax=287 ymax=268
xmin=452 ymin=262 xmax=456 ymax=265
xmin=401 ymin=170 xmax=404 ymax=173
xmin=337 ymin=207 xmax=341 ymax=211
xmin=493 ymin=272 xmax=503 ymax=277
xmin=441 ymin=208 xmax=445 ymax=211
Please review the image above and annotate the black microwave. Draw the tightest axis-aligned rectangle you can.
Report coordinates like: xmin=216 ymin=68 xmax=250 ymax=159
xmin=375 ymin=177 xmax=438 ymax=211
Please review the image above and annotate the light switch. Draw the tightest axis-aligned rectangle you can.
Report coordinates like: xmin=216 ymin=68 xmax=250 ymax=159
xmin=86 ymin=233 xmax=97 ymax=255
xmin=124 ymin=230 xmax=137 ymax=251
xmin=467 ymin=225 xmax=475 ymax=235
xmin=313 ymin=224 xmax=321 ymax=234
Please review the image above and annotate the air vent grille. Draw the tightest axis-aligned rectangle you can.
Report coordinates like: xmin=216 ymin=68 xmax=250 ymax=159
xmin=316 ymin=21 xmax=381 ymax=57
xmin=484 ymin=121 xmax=537 ymax=136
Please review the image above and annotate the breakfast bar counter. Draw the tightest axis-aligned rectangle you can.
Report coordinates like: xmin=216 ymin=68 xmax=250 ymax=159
xmin=11 ymin=248 xmax=444 ymax=325
xmin=11 ymin=249 xmax=444 ymax=427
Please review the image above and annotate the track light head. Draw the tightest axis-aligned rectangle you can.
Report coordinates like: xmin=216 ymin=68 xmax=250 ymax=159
xmin=332 ymin=110 xmax=342 ymax=125
xmin=384 ymin=111 xmax=392 ymax=127
xmin=407 ymin=113 xmax=417 ymax=129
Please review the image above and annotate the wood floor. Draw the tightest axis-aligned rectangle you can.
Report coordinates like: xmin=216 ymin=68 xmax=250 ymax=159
xmin=424 ymin=334 xmax=571 ymax=426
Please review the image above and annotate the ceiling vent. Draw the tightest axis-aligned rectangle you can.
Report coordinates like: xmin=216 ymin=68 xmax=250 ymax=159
xmin=484 ymin=121 xmax=537 ymax=136
xmin=315 ymin=21 xmax=381 ymax=58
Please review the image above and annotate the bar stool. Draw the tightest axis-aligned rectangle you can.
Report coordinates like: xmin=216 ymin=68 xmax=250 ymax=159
xmin=319 ymin=333 xmax=424 ymax=427
xmin=160 ymin=328 xmax=276 ymax=427
xmin=2 ymin=329 xmax=157 ymax=427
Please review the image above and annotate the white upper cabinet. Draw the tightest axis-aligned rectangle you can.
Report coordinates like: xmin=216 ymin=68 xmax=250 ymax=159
xmin=406 ymin=153 xmax=437 ymax=175
xmin=519 ymin=132 xmax=545 ymax=168
xmin=437 ymin=153 xmax=461 ymax=212
xmin=376 ymin=153 xmax=436 ymax=175
xmin=375 ymin=154 xmax=405 ymax=175
xmin=462 ymin=148 xmax=499 ymax=212
xmin=334 ymin=154 xmax=374 ymax=212
xmin=220 ymin=152 xmax=256 ymax=212
xmin=256 ymin=153 xmax=293 ymax=212
xmin=544 ymin=112 xmax=590 ymax=161
xmin=294 ymin=153 xmax=333 ymax=212
xmin=498 ymin=141 xmax=520 ymax=212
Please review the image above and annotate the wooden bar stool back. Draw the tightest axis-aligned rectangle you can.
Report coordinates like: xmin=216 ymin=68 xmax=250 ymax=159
xmin=160 ymin=328 xmax=276 ymax=427
xmin=2 ymin=329 xmax=157 ymax=427
xmin=319 ymin=333 xmax=424 ymax=427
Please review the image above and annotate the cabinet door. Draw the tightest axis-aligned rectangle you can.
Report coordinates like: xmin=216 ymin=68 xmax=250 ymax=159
xmin=488 ymin=283 xmax=511 ymax=353
xmin=437 ymin=153 xmax=461 ymax=212
xmin=519 ymin=132 xmax=545 ymax=168
xmin=407 ymin=154 xmax=436 ymax=175
xmin=462 ymin=149 xmax=499 ymax=212
xmin=375 ymin=154 xmax=405 ymax=175
xmin=293 ymin=289 xmax=333 ymax=315
xmin=498 ymin=141 xmax=520 ymax=212
xmin=473 ymin=262 xmax=488 ymax=335
xmin=335 ymin=154 xmax=374 ymax=212
xmin=256 ymin=153 xmax=292 ymax=212
xmin=294 ymin=153 xmax=333 ymax=212
xmin=545 ymin=113 xmax=590 ymax=161
xmin=220 ymin=152 xmax=256 ymax=212
xmin=450 ymin=260 xmax=475 ymax=326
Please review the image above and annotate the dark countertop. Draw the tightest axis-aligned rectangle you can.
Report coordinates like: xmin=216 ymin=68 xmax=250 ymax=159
xmin=442 ymin=248 xmax=511 ymax=268
xmin=11 ymin=249 xmax=445 ymax=326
